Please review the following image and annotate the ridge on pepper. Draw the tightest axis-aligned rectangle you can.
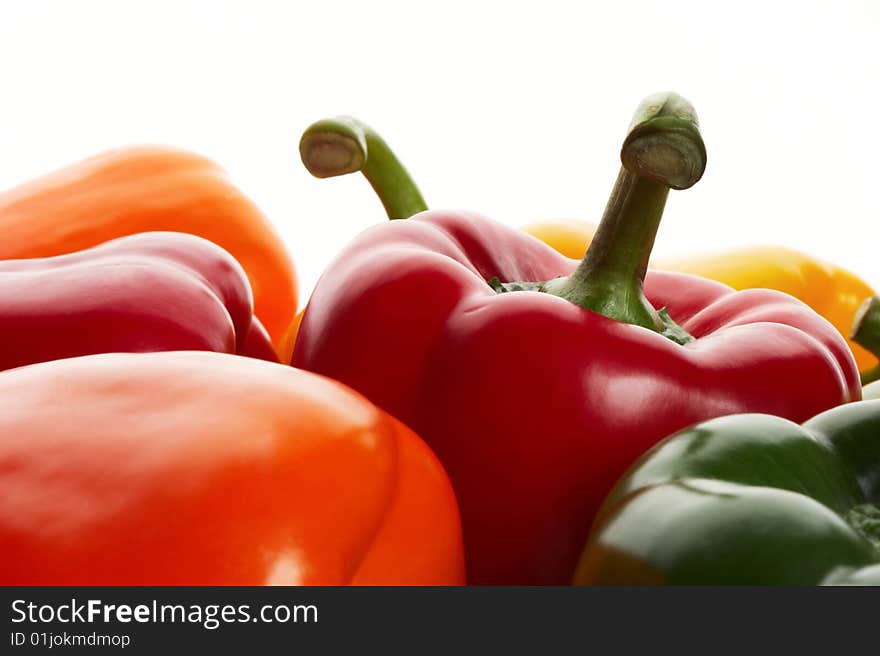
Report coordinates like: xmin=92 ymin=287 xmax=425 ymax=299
xmin=0 ymin=232 xmax=277 ymax=370
xmin=0 ymin=231 xmax=277 ymax=371
xmin=523 ymin=204 xmax=876 ymax=373
xmin=293 ymin=93 xmax=860 ymax=584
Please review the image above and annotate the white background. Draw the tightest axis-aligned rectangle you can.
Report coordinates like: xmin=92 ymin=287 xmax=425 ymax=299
xmin=0 ymin=1 xmax=877 ymax=302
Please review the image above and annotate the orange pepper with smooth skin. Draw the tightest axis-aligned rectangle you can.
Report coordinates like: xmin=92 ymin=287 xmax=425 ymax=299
xmin=0 ymin=351 xmax=464 ymax=585
xmin=0 ymin=146 xmax=298 ymax=360
xmin=522 ymin=219 xmax=876 ymax=370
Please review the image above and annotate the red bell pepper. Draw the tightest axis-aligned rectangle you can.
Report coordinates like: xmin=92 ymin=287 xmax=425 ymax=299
xmin=293 ymin=93 xmax=860 ymax=584
xmin=0 ymin=231 xmax=276 ymax=371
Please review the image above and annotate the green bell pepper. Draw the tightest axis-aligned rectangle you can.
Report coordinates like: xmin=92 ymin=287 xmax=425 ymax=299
xmin=575 ymin=403 xmax=880 ymax=585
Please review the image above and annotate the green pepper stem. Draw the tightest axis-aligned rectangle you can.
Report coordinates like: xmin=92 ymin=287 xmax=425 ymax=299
xmin=851 ymin=296 xmax=880 ymax=385
xmin=543 ymin=92 xmax=707 ymax=332
xmin=299 ymin=116 xmax=428 ymax=220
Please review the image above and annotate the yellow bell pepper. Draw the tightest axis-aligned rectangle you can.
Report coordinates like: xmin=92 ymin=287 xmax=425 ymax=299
xmin=523 ymin=218 xmax=876 ymax=371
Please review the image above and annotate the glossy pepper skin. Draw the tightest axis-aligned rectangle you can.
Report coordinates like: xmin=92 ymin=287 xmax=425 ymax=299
xmin=0 ymin=146 xmax=298 ymax=359
xmin=294 ymin=95 xmax=860 ymax=584
xmin=523 ymin=219 xmax=876 ymax=371
xmin=0 ymin=351 xmax=464 ymax=585
xmin=575 ymin=405 xmax=880 ymax=585
xmin=0 ymin=231 xmax=276 ymax=371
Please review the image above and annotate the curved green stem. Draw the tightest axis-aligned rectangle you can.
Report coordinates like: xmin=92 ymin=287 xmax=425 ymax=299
xmin=851 ymin=296 xmax=880 ymax=385
xmin=542 ymin=92 xmax=706 ymax=334
xmin=299 ymin=116 xmax=427 ymax=220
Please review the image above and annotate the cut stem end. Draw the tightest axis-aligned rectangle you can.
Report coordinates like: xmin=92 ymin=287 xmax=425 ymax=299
xmin=300 ymin=130 xmax=365 ymax=178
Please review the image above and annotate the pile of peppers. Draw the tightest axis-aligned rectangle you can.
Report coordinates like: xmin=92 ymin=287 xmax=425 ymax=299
xmin=1 ymin=93 xmax=878 ymax=586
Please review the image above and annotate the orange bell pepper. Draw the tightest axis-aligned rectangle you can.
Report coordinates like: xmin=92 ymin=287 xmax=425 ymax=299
xmin=0 ymin=146 xmax=298 ymax=360
xmin=523 ymin=219 xmax=876 ymax=370
xmin=0 ymin=351 xmax=464 ymax=585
